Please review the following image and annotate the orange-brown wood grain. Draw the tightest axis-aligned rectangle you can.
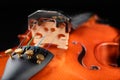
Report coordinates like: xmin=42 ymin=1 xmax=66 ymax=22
xmin=30 ymin=15 xmax=120 ymax=80
xmin=0 ymin=15 xmax=120 ymax=80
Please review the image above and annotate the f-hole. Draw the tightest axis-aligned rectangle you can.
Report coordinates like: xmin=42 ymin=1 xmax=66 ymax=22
xmin=78 ymin=45 xmax=100 ymax=70
xmin=78 ymin=45 xmax=86 ymax=66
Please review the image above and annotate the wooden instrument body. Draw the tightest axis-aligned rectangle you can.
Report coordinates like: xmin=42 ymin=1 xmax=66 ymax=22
xmin=0 ymin=15 xmax=120 ymax=80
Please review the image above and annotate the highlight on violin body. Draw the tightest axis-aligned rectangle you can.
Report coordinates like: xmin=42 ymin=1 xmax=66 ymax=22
xmin=0 ymin=10 xmax=120 ymax=80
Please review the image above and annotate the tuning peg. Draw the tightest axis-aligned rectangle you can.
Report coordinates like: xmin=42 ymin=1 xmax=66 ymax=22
xmin=14 ymin=48 xmax=23 ymax=58
xmin=36 ymin=54 xmax=45 ymax=64
xmin=4 ymin=49 xmax=13 ymax=59
xmin=25 ymin=50 xmax=34 ymax=59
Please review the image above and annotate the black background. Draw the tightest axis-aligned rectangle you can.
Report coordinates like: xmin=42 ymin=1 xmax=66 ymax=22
xmin=0 ymin=1 xmax=120 ymax=51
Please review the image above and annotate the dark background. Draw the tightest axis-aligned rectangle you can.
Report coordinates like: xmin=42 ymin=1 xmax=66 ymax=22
xmin=0 ymin=1 xmax=120 ymax=51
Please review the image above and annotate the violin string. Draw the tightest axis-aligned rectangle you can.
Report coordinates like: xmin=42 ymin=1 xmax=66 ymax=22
xmin=26 ymin=36 xmax=34 ymax=47
xmin=35 ymin=19 xmax=56 ymax=47
xmin=11 ymin=25 xmax=36 ymax=55
xmin=25 ymin=25 xmax=41 ymax=49
xmin=19 ymin=18 xmax=59 ymax=50
xmin=17 ymin=25 xmax=36 ymax=48
xmin=36 ymin=36 xmax=46 ymax=46
xmin=21 ymin=19 xmax=55 ymax=49
xmin=25 ymin=19 xmax=55 ymax=49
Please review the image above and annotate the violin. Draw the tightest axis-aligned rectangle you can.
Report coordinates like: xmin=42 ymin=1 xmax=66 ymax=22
xmin=0 ymin=10 xmax=120 ymax=80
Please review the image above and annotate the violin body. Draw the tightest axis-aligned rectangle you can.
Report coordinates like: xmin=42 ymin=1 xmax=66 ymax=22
xmin=0 ymin=10 xmax=120 ymax=80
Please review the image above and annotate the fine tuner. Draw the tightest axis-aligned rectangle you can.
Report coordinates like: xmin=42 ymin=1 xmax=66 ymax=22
xmin=1 ymin=10 xmax=120 ymax=80
xmin=4 ymin=46 xmax=51 ymax=64
xmin=2 ymin=45 xmax=54 ymax=80
xmin=4 ymin=10 xmax=71 ymax=64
